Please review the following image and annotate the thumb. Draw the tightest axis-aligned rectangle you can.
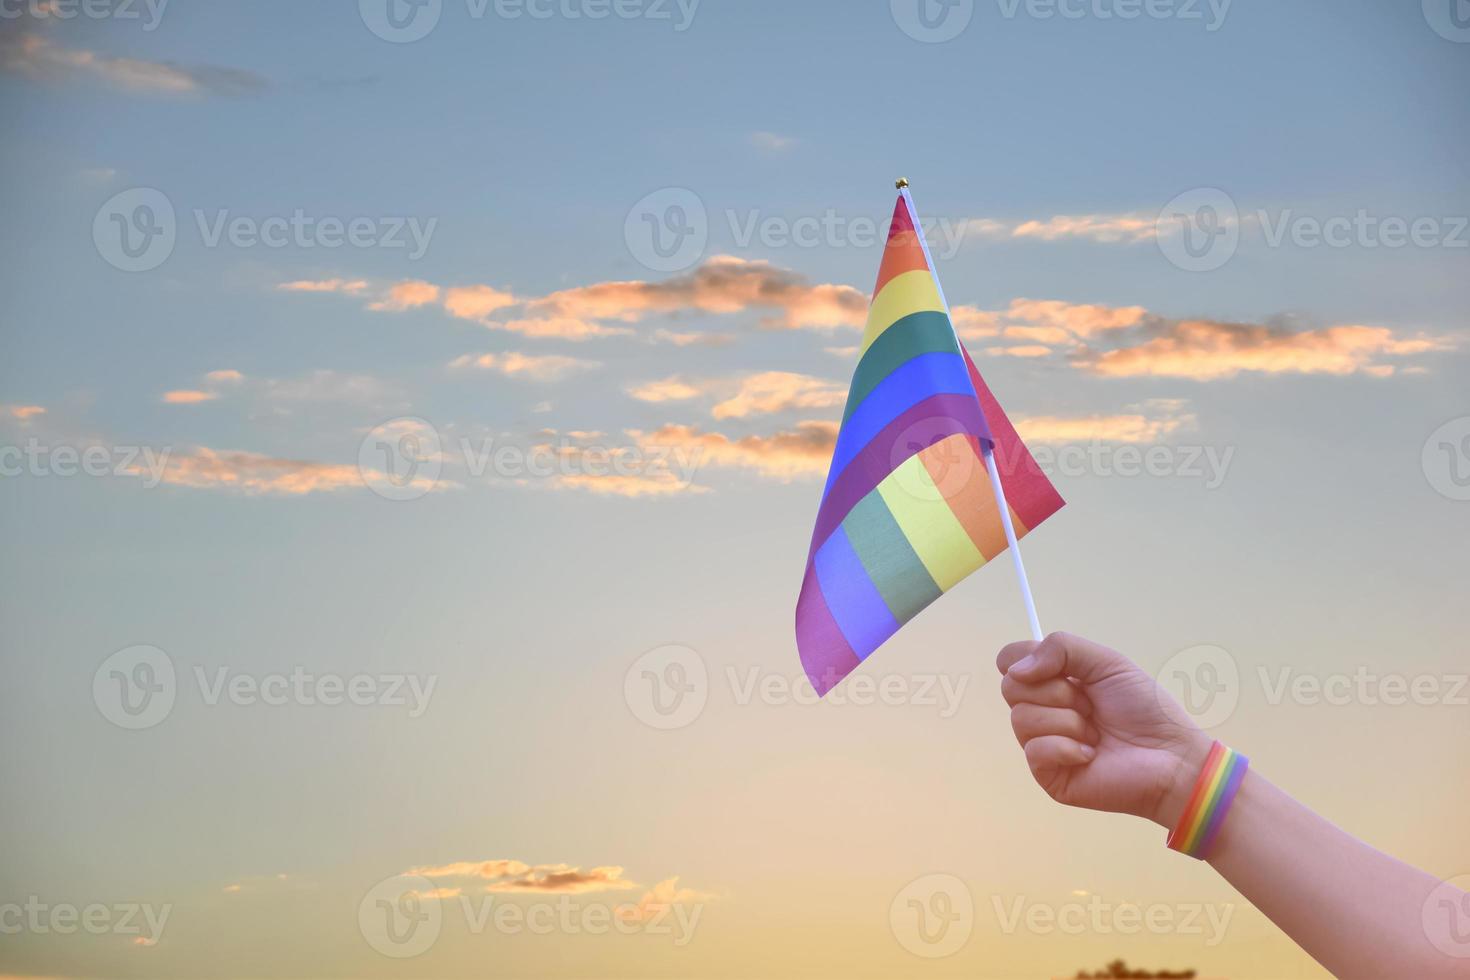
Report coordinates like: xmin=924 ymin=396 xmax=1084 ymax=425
xmin=1008 ymin=632 xmax=1131 ymax=685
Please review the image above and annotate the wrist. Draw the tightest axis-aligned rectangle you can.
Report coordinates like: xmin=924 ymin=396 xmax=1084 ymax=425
xmin=1149 ymin=731 xmax=1214 ymax=829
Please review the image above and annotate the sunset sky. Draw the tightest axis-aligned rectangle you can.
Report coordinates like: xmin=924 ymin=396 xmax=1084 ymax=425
xmin=1 ymin=1 xmax=1467 ymax=977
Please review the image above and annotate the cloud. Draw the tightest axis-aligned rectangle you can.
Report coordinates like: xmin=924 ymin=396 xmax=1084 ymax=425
xmin=259 ymin=370 xmax=394 ymax=405
xmin=751 ymin=131 xmax=797 ymax=152
xmin=1010 ymin=213 xmax=1157 ymax=243
xmin=710 ymin=371 xmax=845 ymax=419
xmin=649 ymin=328 xmax=732 ymax=347
xmin=277 ymin=279 xmax=369 ymax=294
xmin=951 ymin=305 xmax=1001 ymax=340
xmin=1016 ymin=400 xmax=1198 ymax=443
xmin=1079 ymin=320 xmax=1453 ymax=380
xmin=633 ymin=421 xmax=837 ymax=481
xmin=496 ymin=317 xmax=633 ymax=340
xmin=162 ymin=389 xmax=218 ymax=404
xmin=1003 ymin=299 xmax=1148 ymax=338
xmin=1 ymin=28 xmax=267 ymax=97
xmin=616 ymin=877 xmax=713 ymax=924
xmin=411 ymin=860 xmax=638 ymax=894
xmin=139 ymin=448 xmax=375 ymax=496
xmin=204 ymin=369 xmax=245 ymax=384
xmin=449 ymin=351 xmax=600 ymax=382
xmin=443 ymin=285 xmax=517 ymax=321
xmin=529 ymin=256 xmax=867 ymax=331
xmin=983 ymin=345 xmax=1053 ymax=359
xmin=552 ymin=471 xmax=704 ymax=497
xmin=369 ymin=280 xmax=440 ymax=312
xmin=4 ymin=405 xmax=46 ymax=421
xmin=627 ymin=376 xmax=704 ymax=403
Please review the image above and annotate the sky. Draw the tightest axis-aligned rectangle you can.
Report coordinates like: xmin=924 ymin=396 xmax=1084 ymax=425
xmin=0 ymin=0 xmax=1468 ymax=977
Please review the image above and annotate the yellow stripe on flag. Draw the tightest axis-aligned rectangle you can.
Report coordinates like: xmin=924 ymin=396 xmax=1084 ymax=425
xmin=877 ymin=455 xmax=985 ymax=591
xmin=861 ymin=269 xmax=944 ymax=355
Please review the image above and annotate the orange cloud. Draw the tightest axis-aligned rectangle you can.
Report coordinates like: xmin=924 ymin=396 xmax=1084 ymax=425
xmin=442 ymin=284 xmax=517 ymax=321
xmin=633 ymin=421 xmax=837 ymax=480
xmin=276 ymin=278 xmax=369 ymax=294
xmin=529 ymin=256 xmax=867 ymax=331
xmin=162 ymin=390 xmax=218 ymax=404
xmin=204 ymin=369 xmax=245 ymax=384
xmin=138 ymin=447 xmax=432 ymax=497
xmin=369 ymin=280 xmax=440 ymax=312
xmin=496 ymin=317 xmax=633 ymax=340
xmin=1003 ymin=298 xmax=1148 ymax=337
xmin=1016 ymin=400 xmax=1198 ymax=444
xmin=983 ymin=345 xmax=1053 ymax=359
xmin=710 ymin=372 xmax=845 ymax=419
xmin=2 ymin=28 xmax=266 ymax=97
xmin=4 ymin=405 xmax=46 ymax=421
xmin=627 ymin=376 xmax=704 ymax=403
xmin=449 ymin=352 xmax=599 ymax=382
xmin=951 ymin=305 xmax=1001 ymax=340
xmin=1081 ymin=320 xmax=1452 ymax=380
xmin=616 ymin=877 xmax=713 ymax=924
xmin=1010 ymin=213 xmax=1156 ymax=244
xmin=410 ymin=860 xmax=638 ymax=894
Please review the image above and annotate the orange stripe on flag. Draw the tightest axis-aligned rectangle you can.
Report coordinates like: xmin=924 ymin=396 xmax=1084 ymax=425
xmin=918 ymin=436 xmax=1029 ymax=561
xmin=873 ymin=230 xmax=929 ymax=296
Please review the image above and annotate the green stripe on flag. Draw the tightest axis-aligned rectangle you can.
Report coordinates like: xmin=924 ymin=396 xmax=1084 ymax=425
xmin=842 ymin=490 xmax=942 ymax=623
xmin=842 ymin=311 xmax=961 ymax=423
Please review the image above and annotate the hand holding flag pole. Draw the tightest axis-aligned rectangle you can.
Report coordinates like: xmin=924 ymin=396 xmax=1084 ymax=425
xmin=896 ymin=178 xmax=1044 ymax=643
xmin=794 ymin=179 xmax=1063 ymax=695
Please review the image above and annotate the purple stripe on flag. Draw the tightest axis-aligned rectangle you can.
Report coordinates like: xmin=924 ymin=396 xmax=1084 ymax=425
xmin=823 ymin=351 xmax=975 ymax=495
xmin=807 ymin=393 xmax=988 ymax=559
xmin=795 ymin=562 xmax=862 ymax=696
xmin=813 ymin=524 xmax=900 ymax=658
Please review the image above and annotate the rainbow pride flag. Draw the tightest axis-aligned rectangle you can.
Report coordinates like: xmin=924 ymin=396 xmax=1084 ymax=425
xmin=795 ymin=190 xmax=1065 ymax=695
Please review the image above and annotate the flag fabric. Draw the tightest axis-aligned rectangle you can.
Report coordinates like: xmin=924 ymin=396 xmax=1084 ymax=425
xmin=795 ymin=192 xmax=1065 ymax=696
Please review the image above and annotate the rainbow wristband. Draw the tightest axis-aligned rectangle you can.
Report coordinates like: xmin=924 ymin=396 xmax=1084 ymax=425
xmin=1166 ymin=741 xmax=1249 ymax=860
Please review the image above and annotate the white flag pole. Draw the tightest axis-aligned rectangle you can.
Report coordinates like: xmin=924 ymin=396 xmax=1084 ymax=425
xmin=897 ymin=179 xmax=1044 ymax=642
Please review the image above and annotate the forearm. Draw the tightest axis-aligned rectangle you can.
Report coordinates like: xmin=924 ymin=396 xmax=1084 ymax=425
xmin=1201 ymin=768 xmax=1462 ymax=979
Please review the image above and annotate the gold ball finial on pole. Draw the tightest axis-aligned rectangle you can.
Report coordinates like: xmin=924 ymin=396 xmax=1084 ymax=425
xmin=895 ymin=177 xmax=910 ymax=189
